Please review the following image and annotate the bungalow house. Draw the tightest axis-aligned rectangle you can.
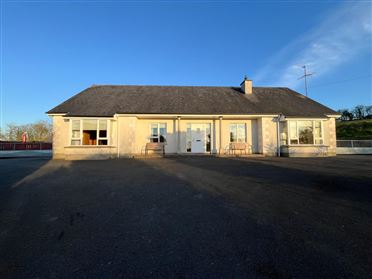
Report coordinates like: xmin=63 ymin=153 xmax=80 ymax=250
xmin=47 ymin=78 xmax=340 ymax=160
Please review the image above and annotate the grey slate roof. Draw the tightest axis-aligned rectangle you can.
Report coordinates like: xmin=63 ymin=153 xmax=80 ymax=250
xmin=47 ymin=85 xmax=337 ymax=117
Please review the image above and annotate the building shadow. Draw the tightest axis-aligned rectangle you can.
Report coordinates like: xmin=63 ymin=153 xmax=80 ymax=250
xmin=163 ymin=155 xmax=372 ymax=205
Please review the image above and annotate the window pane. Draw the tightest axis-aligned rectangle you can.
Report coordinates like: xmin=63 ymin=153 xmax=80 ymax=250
xmin=159 ymin=123 xmax=167 ymax=142
xmin=289 ymin=121 xmax=297 ymax=139
xmin=72 ymin=120 xmax=80 ymax=130
xmin=71 ymin=140 xmax=81 ymax=145
xmin=72 ymin=130 xmax=80 ymax=138
xmin=280 ymin=122 xmax=287 ymax=145
xmin=83 ymin=120 xmax=97 ymax=145
xmin=71 ymin=120 xmax=80 ymax=138
xmin=298 ymin=121 xmax=313 ymax=144
xmin=83 ymin=131 xmax=97 ymax=145
xmin=99 ymin=130 xmax=107 ymax=138
xmin=151 ymin=124 xmax=158 ymax=137
xmin=314 ymin=121 xmax=322 ymax=138
xmin=83 ymin=120 xmax=97 ymax=130
xmin=205 ymin=124 xmax=211 ymax=152
xmin=186 ymin=124 xmax=191 ymax=152
xmin=230 ymin=125 xmax=237 ymax=142
xmin=99 ymin=120 xmax=107 ymax=130
xmin=237 ymin=124 xmax=246 ymax=142
xmin=290 ymin=139 xmax=299 ymax=145
xmin=98 ymin=140 xmax=108 ymax=145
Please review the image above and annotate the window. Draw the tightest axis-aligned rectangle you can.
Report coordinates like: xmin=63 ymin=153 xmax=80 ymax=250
xmin=150 ymin=123 xmax=167 ymax=143
xmin=280 ymin=122 xmax=288 ymax=145
xmin=70 ymin=119 xmax=109 ymax=146
xmin=298 ymin=121 xmax=313 ymax=144
xmin=314 ymin=121 xmax=323 ymax=144
xmin=230 ymin=124 xmax=246 ymax=143
xmin=287 ymin=120 xmax=323 ymax=145
xmin=186 ymin=124 xmax=192 ymax=152
xmin=98 ymin=120 xmax=108 ymax=145
xmin=83 ymin=120 xmax=97 ymax=145
xmin=205 ymin=125 xmax=211 ymax=152
xmin=71 ymin=120 xmax=81 ymax=145
xmin=289 ymin=121 xmax=298 ymax=144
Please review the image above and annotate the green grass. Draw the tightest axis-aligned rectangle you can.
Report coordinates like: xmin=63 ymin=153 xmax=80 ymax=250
xmin=336 ymin=119 xmax=372 ymax=140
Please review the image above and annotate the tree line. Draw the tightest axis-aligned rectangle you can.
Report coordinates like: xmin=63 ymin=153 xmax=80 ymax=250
xmin=0 ymin=120 xmax=52 ymax=142
xmin=337 ymin=105 xmax=372 ymax=121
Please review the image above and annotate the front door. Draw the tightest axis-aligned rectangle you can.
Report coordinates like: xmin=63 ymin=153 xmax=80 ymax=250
xmin=190 ymin=124 xmax=207 ymax=153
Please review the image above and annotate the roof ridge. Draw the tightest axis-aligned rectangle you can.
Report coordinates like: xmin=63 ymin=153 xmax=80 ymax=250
xmin=89 ymin=84 xmax=287 ymax=89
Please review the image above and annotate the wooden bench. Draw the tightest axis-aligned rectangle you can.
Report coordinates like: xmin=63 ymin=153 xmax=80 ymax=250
xmin=229 ymin=142 xmax=250 ymax=155
xmin=145 ymin=142 xmax=165 ymax=156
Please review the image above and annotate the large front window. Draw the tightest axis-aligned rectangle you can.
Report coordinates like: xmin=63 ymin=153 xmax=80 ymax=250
xmin=150 ymin=123 xmax=167 ymax=142
xmin=70 ymin=119 xmax=109 ymax=146
xmin=287 ymin=120 xmax=323 ymax=145
xmin=230 ymin=124 xmax=246 ymax=143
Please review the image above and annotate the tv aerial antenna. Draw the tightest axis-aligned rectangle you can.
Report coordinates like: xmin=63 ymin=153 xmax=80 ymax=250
xmin=298 ymin=65 xmax=314 ymax=97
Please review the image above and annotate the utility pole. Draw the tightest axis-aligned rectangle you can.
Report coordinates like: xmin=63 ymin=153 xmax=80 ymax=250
xmin=298 ymin=65 xmax=313 ymax=97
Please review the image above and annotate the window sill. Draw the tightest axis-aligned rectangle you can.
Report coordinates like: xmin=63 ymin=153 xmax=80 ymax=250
xmin=282 ymin=144 xmax=329 ymax=147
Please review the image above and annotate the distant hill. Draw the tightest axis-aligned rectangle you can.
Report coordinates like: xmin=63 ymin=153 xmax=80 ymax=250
xmin=336 ymin=119 xmax=372 ymax=140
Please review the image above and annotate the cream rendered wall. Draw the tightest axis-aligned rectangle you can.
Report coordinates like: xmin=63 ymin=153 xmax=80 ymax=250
xmin=52 ymin=116 xmax=69 ymax=159
xmin=220 ymin=119 xmax=258 ymax=154
xmin=121 ymin=118 xmax=216 ymax=154
xmin=52 ymin=114 xmax=337 ymax=159
xmin=260 ymin=117 xmax=278 ymax=156
xmin=117 ymin=116 xmax=137 ymax=156
xmin=116 ymin=117 xmax=259 ymax=155
xmin=323 ymin=117 xmax=337 ymax=156
xmin=135 ymin=119 xmax=178 ymax=154
xmin=51 ymin=116 xmax=118 ymax=160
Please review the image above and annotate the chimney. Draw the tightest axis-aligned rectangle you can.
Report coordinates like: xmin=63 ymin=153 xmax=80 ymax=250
xmin=240 ymin=76 xmax=252 ymax=94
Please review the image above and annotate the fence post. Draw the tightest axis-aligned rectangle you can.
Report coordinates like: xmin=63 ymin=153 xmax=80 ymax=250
xmin=13 ymin=143 xmax=15 ymax=150
xmin=351 ymin=140 xmax=354 ymax=148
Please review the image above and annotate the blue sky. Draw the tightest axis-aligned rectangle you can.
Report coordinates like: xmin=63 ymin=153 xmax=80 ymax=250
xmin=0 ymin=0 xmax=371 ymax=128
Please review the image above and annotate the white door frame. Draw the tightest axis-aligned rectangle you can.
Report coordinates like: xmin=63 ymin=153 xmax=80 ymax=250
xmin=189 ymin=123 xmax=211 ymax=153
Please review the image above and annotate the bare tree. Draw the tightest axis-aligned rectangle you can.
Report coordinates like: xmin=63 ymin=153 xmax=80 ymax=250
xmin=2 ymin=120 xmax=52 ymax=142
xmin=0 ymin=127 xmax=5 ymax=140
xmin=337 ymin=109 xmax=354 ymax=121
xmin=366 ymin=105 xmax=372 ymax=118
xmin=353 ymin=105 xmax=367 ymax=120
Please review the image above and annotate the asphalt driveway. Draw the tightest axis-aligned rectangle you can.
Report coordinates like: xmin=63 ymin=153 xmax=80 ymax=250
xmin=0 ymin=156 xmax=371 ymax=278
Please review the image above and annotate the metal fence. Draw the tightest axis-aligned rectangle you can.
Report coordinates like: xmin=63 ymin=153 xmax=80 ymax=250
xmin=0 ymin=142 xmax=52 ymax=151
xmin=337 ymin=140 xmax=372 ymax=148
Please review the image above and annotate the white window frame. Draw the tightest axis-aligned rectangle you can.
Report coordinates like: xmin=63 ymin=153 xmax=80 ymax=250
xmin=313 ymin=120 xmax=324 ymax=145
xmin=288 ymin=121 xmax=299 ymax=145
xmin=70 ymin=119 xmax=82 ymax=146
xmin=149 ymin=123 xmax=167 ymax=143
xmin=287 ymin=120 xmax=323 ymax=145
xmin=69 ymin=119 xmax=110 ymax=146
xmin=98 ymin=120 xmax=109 ymax=145
xmin=229 ymin=123 xmax=246 ymax=143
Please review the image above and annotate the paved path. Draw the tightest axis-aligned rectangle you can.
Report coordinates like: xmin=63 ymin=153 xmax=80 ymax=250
xmin=0 ymin=150 xmax=52 ymax=158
